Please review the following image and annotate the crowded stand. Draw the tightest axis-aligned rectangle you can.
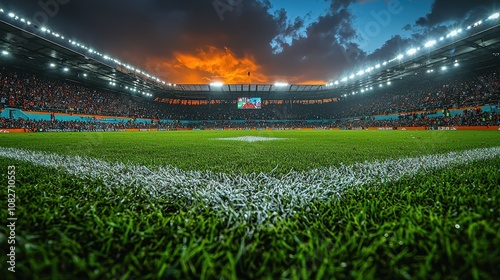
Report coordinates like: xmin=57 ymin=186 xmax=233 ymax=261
xmin=1 ymin=66 xmax=499 ymax=131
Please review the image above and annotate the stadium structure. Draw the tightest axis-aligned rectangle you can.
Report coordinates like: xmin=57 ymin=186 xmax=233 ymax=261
xmin=1 ymin=5 xmax=500 ymax=280
xmin=1 ymin=9 xmax=500 ymax=102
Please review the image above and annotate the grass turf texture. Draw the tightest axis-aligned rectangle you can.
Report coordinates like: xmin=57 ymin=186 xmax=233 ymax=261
xmin=0 ymin=130 xmax=499 ymax=279
xmin=0 ymin=130 xmax=499 ymax=174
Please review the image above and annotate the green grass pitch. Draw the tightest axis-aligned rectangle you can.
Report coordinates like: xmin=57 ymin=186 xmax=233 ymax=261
xmin=0 ymin=130 xmax=499 ymax=279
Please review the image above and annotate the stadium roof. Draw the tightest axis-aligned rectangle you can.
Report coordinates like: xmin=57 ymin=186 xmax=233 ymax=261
xmin=1 ymin=10 xmax=500 ymax=100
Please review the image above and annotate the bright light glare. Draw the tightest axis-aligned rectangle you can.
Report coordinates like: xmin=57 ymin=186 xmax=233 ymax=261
xmin=424 ymin=40 xmax=436 ymax=48
xmin=454 ymin=63 xmax=459 ymax=67
xmin=49 ymin=63 xmax=56 ymax=67
xmin=63 ymin=68 xmax=69 ymax=72
xmin=407 ymin=48 xmax=417 ymax=55
xmin=441 ymin=66 xmax=447 ymax=70
xmin=488 ymin=12 xmax=499 ymax=20
xmin=8 ymin=12 xmax=14 ymax=18
xmin=1 ymin=50 xmax=8 ymax=55
xmin=274 ymin=82 xmax=288 ymax=87
xmin=210 ymin=82 xmax=224 ymax=87
xmin=397 ymin=54 xmax=404 ymax=60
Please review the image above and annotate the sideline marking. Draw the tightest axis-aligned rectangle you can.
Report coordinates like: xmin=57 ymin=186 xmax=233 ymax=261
xmin=212 ymin=136 xmax=290 ymax=142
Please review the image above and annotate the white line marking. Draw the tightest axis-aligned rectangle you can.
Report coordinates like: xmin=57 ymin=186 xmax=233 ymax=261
xmin=212 ymin=136 xmax=290 ymax=142
xmin=1 ymin=146 xmax=499 ymax=225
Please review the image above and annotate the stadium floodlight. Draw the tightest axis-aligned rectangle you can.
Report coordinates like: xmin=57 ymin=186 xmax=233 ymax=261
xmin=379 ymin=84 xmax=383 ymax=87
xmin=0 ymin=8 xmax=4 ymax=13
xmin=210 ymin=82 xmax=224 ymax=87
xmin=447 ymin=30 xmax=458 ymax=37
xmin=488 ymin=12 xmax=499 ymax=20
xmin=274 ymin=82 xmax=289 ymax=87
xmin=41 ymin=27 xmax=47 ymax=32
xmin=370 ymin=87 xmax=373 ymax=90
xmin=63 ymin=67 xmax=69 ymax=72
xmin=406 ymin=48 xmax=417 ymax=55
xmin=334 ymin=81 xmax=339 ymax=85
xmin=439 ymin=37 xmax=444 ymax=41
xmin=49 ymin=63 xmax=56 ymax=68
xmin=349 ymin=74 xmax=355 ymax=79
xmin=20 ymin=18 xmax=25 ymax=23
xmin=382 ymin=61 xmax=388 ymax=66
xmin=375 ymin=64 xmax=381 ymax=69
xmin=454 ymin=62 xmax=459 ymax=67
xmin=361 ymin=89 xmax=365 ymax=93
xmin=341 ymin=77 xmax=348 ymax=82
xmin=387 ymin=81 xmax=391 ymax=85
xmin=467 ymin=25 xmax=472 ymax=30
xmin=441 ymin=66 xmax=447 ymax=71
xmin=83 ymin=73 xmax=87 ymax=77
xmin=8 ymin=12 xmax=14 ymax=18
xmin=1 ymin=50 xmax=8 ymax=55
xmin=396 ymin=54 xmax=404 ymax=60
xmin=356 ymin=70 xmax=364 ymax=76
xmin=424 ymin=40 xmax=436 ymax=48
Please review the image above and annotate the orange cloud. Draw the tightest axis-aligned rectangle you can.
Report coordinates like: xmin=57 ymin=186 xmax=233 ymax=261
xmin=146 ymin=46 xmax=270 ymax=84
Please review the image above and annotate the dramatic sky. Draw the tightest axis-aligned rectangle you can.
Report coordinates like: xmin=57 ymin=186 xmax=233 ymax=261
xmin=1 ymin=0 xmax=497 ymax=84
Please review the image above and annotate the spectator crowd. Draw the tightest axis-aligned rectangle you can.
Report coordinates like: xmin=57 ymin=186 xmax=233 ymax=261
xmin=1 ymin=66 xmax=499 ymax=131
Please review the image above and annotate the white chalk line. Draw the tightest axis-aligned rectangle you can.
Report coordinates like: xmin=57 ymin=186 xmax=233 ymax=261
xmin=1 ymin=146 xmax=499 ymax=225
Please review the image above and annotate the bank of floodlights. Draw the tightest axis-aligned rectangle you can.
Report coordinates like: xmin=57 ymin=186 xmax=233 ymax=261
xmin=0 ymin=7 xmax=170 ymax=88
xmin=329 ymin=10 xmax=500 ymax=87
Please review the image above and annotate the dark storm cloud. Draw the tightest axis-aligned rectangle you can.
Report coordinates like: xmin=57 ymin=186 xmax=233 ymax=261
xmin=415 ymin=0 xmax=494 ymax=27
xmin=363 ymin=0 xmax=496 ymax=67
xmin=4 ymin=0 xmax=366 ymax=83
xmin=6 ymin=0 xmax=492 ymax=84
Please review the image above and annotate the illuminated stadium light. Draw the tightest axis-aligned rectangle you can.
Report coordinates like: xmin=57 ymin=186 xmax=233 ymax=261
xmin=375 ymin=64 xmax=381 ymax=69
xmin=83 ymin=73 xmax=87 ymax=77
xmin=49 ymin=63 xmax=56 ymax=68
xmin=20 ymin=18 xmax=25 ymax=23
xmin=1 ymin=50 xmax=8 ymax=55
xmin=441 ymin=66 xmax=447 ymax=71
xmin=370 ymin=87 xmax=373 ymax=90
xmin=356 ymin=70 xmax=364 ymax=76
xmin=488 ymin=12 xmax=499 ymax=20
xmin=396 ymin=54 xmax=404 ymax=60
xmin=274 ymin=82 xmax=289 ymax=87
xmin=439 ymin=37 xmax=444 ymax=41
xmin=63 ymin=67 xmax=69 ymax=72
xmin=349 ymin=74 xmax=355 ymax=79
xmin=8 ymin=12 xmax=14 ymax=18
xmin=210 ymin=82 xmax=224 ymax=87
xmin=427 ymin=69 xmax=434 ymax=73
xmin=454 ymin=62 xmax=459 ymax=67
xmin=406 ymin=48 xmax=417 ymax=55
xmin=447 ymin=30 xmax=459 ymax=37
xmin=334 ymin=81 xmax=339 ymax=85
xmin=424 ymin=40 xmax=436 ymax=48
xmin=382 ymin=61 xmax=388 ymax=66
xmin=361 ymin=89 xmax=365 ymax=93
xmin=0 ymin=8 xmax=4 ymax=13
xmin=379 ymin=84 xmax=383 ymax=88
xmin=387 ymin=81 xmax=392 ymax=85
